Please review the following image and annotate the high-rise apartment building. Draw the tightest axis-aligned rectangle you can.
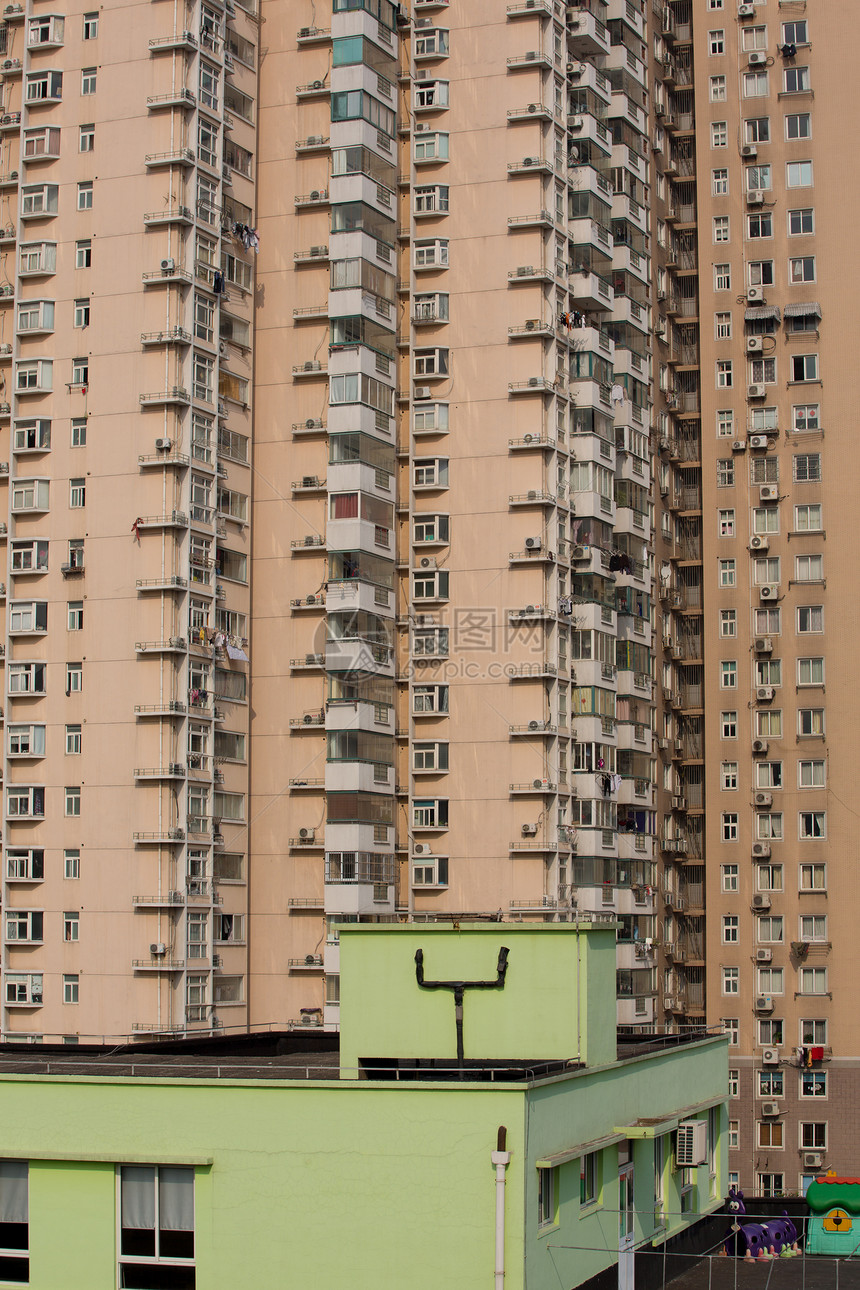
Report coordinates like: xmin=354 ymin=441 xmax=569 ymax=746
xmin=0 ymin=0 xmax=258 ymax=1039
xmin=0 ymin=0 xmax=852 ymax=1193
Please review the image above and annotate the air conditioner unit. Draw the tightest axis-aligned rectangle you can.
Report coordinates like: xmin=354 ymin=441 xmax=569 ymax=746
xmin=756 ymin=948 xmax=772 ymax=963
xmin=760 ymin=485 xmax=779 ymax=502
xmin=161 ymin=258 xmax=176 ymax=273
xmin=748 ymin=384 xmax=766 ymax=399
xmin=150 ymin=943 xmax=167 ymax=956
xmin=748 ymin=51 xmax=767 ymax=66
xmin=528 ymin=720 xmax=543 ymax=731
xmin=525 ymin=319 xmax=538 ymax=331
xmin=309 ymin=247 xmax=326 ymax=258
xmin=534 ymin=778 xmax=551 ymax=790
xmin=747 ymin=286 xmax=765 ymax=304
xmin=569 ymin=115 xmax=584 ymax=131
xmin=759 ymin=584 xmax=778 ymax=601
xmin=414 ymin=386 xmax=432 ymax=400
xmin=672 ymin=796 xmax=685 ymax=811
xmin=413 ymin=843 xmax=431 ymax=856
xmin=516 ymin=266 xmax=534 ymax=278
xmin=756 ymin=688 xmax=775 ymax=704
xmin=749 ymin=537 xmax=769 ymax=553
xmin=298 ymin=827 xmax=315 ymax=841
xmin=752 ymin=893 xmax=772 ymax=910
xmin=747 ymin=189 xmax=765 ymax=206
xmin=752 ymin=842 xmax=771 ymax=859
xmin=750 ymin=434 xmax=768 ymax=449
xmin=762 ymin=1047 xmax=780 ymax=1066
xmin=155 ymin=437 xmax=172 ymax=451
xmin=752 ymin=740 xmax=768 ymax=756
xmin=525 ymin=536 xmax=542 ymax=550
xmin=746 ymin=337 xmax=764 ymax=355
xmin=731 ymin=439 xmax=747 ymax=452
xmin=419 ymin=556 xmax=437 ymax=569
xmin=676 ymin=1120 xmax=707 ymax=1167
xmin=756 ymin=996 xmax=775 ymax=1013
xmin=738 ymin=4 xmax=755 ymax=16
xmin=571 ymin=545 xmax=586 ymax=560
xmin=804 ymin=1151 xmax=824 ymax=1170
xmin=761 ymin=1101 xmax=780 ymax=1117
xmin=521 ymin=823 xmax=538 ymax=837
xmin=657 ymin=738 xmax=669 ymax=750
xmin=755 ymin=791 xmax=773 ymax=807
xmin=754 ymin=635 xmax=773 ymax=652
xmin=525 ymin=50 xmax=537 ymax=60
xmin=740 ymin=143 xmax=758 ymax=159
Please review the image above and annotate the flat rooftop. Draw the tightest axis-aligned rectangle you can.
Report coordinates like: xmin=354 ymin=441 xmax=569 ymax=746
xmin=0 ymin=1027 xmax=717 ymax=1082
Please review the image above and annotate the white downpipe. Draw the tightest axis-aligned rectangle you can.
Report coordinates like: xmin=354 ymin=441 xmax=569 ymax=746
xmin=492 ymin=1127 xmax=511 ymax=1290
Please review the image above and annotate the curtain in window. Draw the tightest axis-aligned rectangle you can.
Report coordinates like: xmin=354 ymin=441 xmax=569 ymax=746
xmin=121 ymin=1166 xmax=155 ymax=1230
xmin=331 ymin=493 xmax=359 ymax=519
xmin=0 ymin=1163 xmax=27 ymax=1223
xmin=159 ymin=1168 xmax=194 ymax=1232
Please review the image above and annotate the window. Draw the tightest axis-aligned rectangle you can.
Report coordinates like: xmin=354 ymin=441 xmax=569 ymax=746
xmin=787 ymin=161 xmax=813 ymax=188
xmin=67 ymin=601 xmax=83 ymax=631
xmin=799 ymin=810 xmax=825 ymax=839
xmin=758 ymin=917 xmax=783 ymax=944
xmin=65 ymin=787 xmax=81 ymax=818
xmin=74 ymin=243 xmax=92 ymax=275
xmin=756 ymin=762 xmax=783 ymax=789
xmin=715 ymin=314 xmax=732 ymax=340
xmin=714 ymin=218 xmax=730 ymax=246
xmin=63 ymin=974 xmax=79 ymax=1004
xmin=716 ymin=359 xmax=733 ymax=388
xmin=742 ymin=26 xmax=767 ymax=51
xmin=756 ymin=710 xmax=783 ymax=739
xmin=0 ymin=1160 xmax=28 ymax=1277
xmin=759 ymin=1070 xmax=784 ymax=1097
xmin=757 ymin=814 xmax=783 ymax=841
xmin=748 ymin=261 xmax=774 ymax=287
xmin=790 ymin=354 xmax=818 ymax=383
xmin=789 ymin=256 xmax=816 ymax=284
xmin=722 ymin=967 xmax=739 ymax=995
xmin=722 ymin=864 xmax=739 ymax=893
xmin=73 ymin=298 xmax=90 ymax=329
xmin=712 ymin=168 xmax=728 ymax=195
xmin=783 ymin=67 xmax=810 ymax=94
xmin=723 ymin=916 xmax=739 ymax=944
xmin=800 ymin=1071 xmax=826 ymax=1100
xmin=710 ymin=75 xmax=727 ymax=102
xmin=62 ymin=910 xmax=79 ymax=942
xmin=721 ymin=711 xmax=737 ymax=739
xmin=721 ymin=813 xmax=739 ymax=842
xmin=9 ymin=601 xmax=48 ymax=633
xmin=755 ymin=660 xmax=781 ymax=688
xmin=757 ymin=1121 xmax=783 ymax=1149
xmin=717 ymin=410 xmax=734 ymax=438
xmin=714 ymin=263 xmax=731 ymax=290
xmin=65 ymin=724 xmax=81 ymax=755
xmin=11 ymin=469 xmax=51 ymax=504
xmin=81 ymin=66 xmax=96 ymax=94
xmin=759 ymin=1018 xmax=784 ymax=1047
xmin=758 ymin=1174 xmax=785 ymax=1198
xmin=412 ymin=742 xmax=449 ymax=772
xmin=793 ymin=453 xmax=821 ymax=483
xmin=720 ymin=762 xmax=738 ymax=791
xmin=69 ymin=477 xmax=85 ymax=509
xmin=746 ymin=215 xmax=773 ymax=244
xmin=745 ymin=116 xmax=770 ymax=143
xmin=711 ymin=122 xmax=727 ymax=147
xmin=7 ymin=725 xmax=46 ymax=758
xmin=789 ymin=208 xmax=814 ymax=237
xmin=77 ymin=182 xmax=93 ymax=211
xmin=538 ymin=1167 xmax=557 ymax=1228
xmin=26 ymin=70 xmax=63 ymax=102
xmin=794 ymin=505 xmax=822 ymax=533
xmin=747 ymin=164 xmax=772 ymax=193
xmin=801 ymin=1123 xmax=827 ymax=1149
xmin=119 ymin=1165 xmax=195 ymax=1279
xmin=79 ymin=123 xmax=94 ymax=153
xmin=718 ymin=509 xmax=735 ymax=537
xmin=785 ymin=112 xmax=811 ymax=140
xmin=757 ymin=865 xmax=784 ymax=893
xmin=21 ymin=185 xmax=58 ymax=218
xmin=798 ymin=915 xmax=827 ymax=945
xmin=797 ymin=605 xmax=823 ymax=633
xmin=798 ymin=760 xmax=825 ymax=789
xmin=708 ymin=29 xmax=725 ymax=54
xmin=580 ymin=1153 xmax=597 ymax=1206
xmin=721 ymin=662 xmax=737 ymax=690
xmin=17 ymin=300 xmax=54 ymax=333
xmin=720 ymin=610 xmax=737 ymax=638
xmin=743 ymin=71 xmax=768 ymax=97
xmin=66 ymin=663 xmax=83 ymax=694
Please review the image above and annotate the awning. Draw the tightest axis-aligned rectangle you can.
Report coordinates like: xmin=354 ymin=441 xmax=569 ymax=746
xmin=744 ymin=305 xmax=781 ymax=322
xmin=783 ymin=301 xmax=821 ymax=319
xmin=536 ymin=1131 xmax=626 ymax=1169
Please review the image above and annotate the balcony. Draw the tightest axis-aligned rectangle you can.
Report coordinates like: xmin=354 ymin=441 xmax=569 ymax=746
xmin=292 ymin=361 xmax=327 ymax=379
xmin=510 ymin=721 xmax=557 ymax=736
xmin=134 ymin=764 xmax=187 ymax=780
xmin=135 ymin=637 xmax=187 ymax=654
xmin=506 ymin=50 xmax=553 ymax=71
xmin=567 ymin=10 xmax=609 ymax=57
xmin=295 ymin=79 xmax=330 ymax=100
xmin=143 ymin=206 xmax=195 ymax=227
xmin=133 ymin=892 xmax=185 ymax=908
xmin=508 ymin=320 xmax=553 ymax=340
xmin=147 ymin=88 xmax=196 ymax=111
xmin=132 ymin=957 xmax=185 ymax=971
xmin=142 ymin=265 xmax=193 ymax=287
xmin=139 ymin=387 xmax=191 ymax=408
xmin=509 ymin=433 xmax=555 ymax=451
xmin=507 ymin=105 xmax=553 ymax=124
xmin=149 ymin=30 xmax=197 ymax=52
xmin=508 ymin=378 xmax=555 ymax=396
xmin=507 ymin=660 xmax=557 ymax=679
xmin=506 ymin=0 xmax=552 ymax=15
xmin=134 ymin=701 xmax=186 ymax=718
xmin=135 ymin=511 xmax=189 ymax=530
xmin=136 ymin=575 xmax=187 ymax=592
xmin=144 ymin=148 xmax=196 ymax=169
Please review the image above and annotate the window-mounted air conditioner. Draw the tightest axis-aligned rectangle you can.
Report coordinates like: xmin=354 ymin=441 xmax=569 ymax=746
xmin=752 ymin=893 xmax=772 ymax=910
xmin=762 ymin=1047 xmax=780 ymax=1066
xmin=750 ymin=434 xmax=768 ymax=449
xmin=756 ymin=947 xmax=772 ymax=963
xmin=749 ymin=536 xmax=769 ymax=552
xmin=759 ymin=583 xmax=778 ymax=600
xmin=676 ymin=1120 xmax=707 ymax=1167
xmin=756 ymin=688 xmax=774 ymax=703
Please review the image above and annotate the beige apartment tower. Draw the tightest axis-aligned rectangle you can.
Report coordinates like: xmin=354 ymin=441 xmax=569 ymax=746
xmin=0 ymin=0 xmax=855 ymax=1194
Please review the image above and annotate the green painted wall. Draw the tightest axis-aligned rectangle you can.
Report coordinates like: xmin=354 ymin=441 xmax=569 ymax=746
xmin=3 ymin=1077 xmax=527 ymax=1290
xmin=522 ymin=1037 xmax=729 ymax=1290
xmin=339 ymin=922 xmax=617 ymax=1069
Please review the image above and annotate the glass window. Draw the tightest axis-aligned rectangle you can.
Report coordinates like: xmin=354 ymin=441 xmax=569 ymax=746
xmin=119 ymin=1165 xmax=195 ymax=1270
xmin=722 ymin=865 xmax=739 ymax=892
xmin=787 ymin=161 xmax=813 ymax=188
xmin=789 ymin=208 xmax=814 ymax=236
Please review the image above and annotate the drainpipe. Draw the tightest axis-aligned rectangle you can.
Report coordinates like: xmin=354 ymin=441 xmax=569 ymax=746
xmin=492 ymin=1126 xmax=511 ymax=1290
